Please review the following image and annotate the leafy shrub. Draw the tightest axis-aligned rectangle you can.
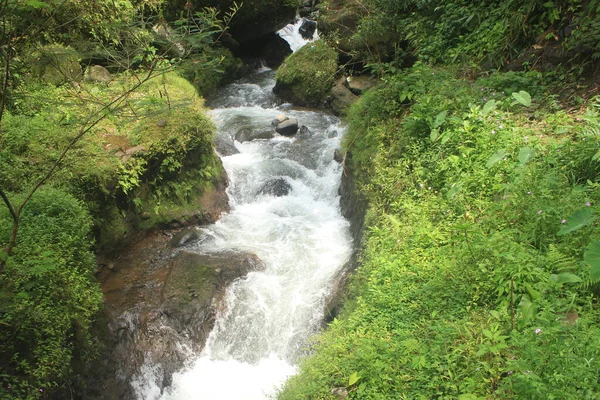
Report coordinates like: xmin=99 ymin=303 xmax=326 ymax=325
xmin=0 ymin=188 xmax=102 ymax=399
xmin=279 ymin=66 xmax=600 ymax=399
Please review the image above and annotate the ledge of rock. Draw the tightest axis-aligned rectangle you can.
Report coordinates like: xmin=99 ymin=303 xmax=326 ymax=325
xmin=85 ymin=231 xmax=265 ymax=399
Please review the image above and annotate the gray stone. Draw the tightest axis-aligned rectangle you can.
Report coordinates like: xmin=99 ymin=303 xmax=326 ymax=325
xmin=276 ymin=118 xmax=299 ymax=136
xmin=299 ymin=125 xmax=312 ymax=137
xmin=334 ymin=148 xmax=343 ymax=163
xmin=329 ymin=77 xmax=358 ymax=116
xmin=258 ymin=178 xmax=292 ymax=197
xmin=345 ymin=75 xmax=377 ymax=95
xmin=84 ymin=65 xmax=112 ymax=83
xmin=271 ymin=113 xmax=289 ymax=126
xmin=124 ymin=145 xmax=147 ymax=155
xmin=235 ymin=128 xmax=275 ymax=143
xmin=299 ymin=20 xmax=317 ymax=40
xmin=169 ymin=228 xmax=200 ymax=248
xmin=331 ymin=387 xmax=348 ymax=399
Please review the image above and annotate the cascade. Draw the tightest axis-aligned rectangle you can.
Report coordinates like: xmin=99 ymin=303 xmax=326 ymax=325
xmin=135 ymin=22 xmax=350 ymax=400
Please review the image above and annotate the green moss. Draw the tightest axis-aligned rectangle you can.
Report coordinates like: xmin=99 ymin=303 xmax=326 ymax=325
xmin=27 ymin=44 xmax=82 ymax=85
xmin=1 ymin=71 xmax=220 ymax=249
xmin=275 ymin=41 xmax=338 ymax=105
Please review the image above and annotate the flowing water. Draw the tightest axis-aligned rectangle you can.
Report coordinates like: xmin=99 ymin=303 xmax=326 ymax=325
xmin=136 ymin=23 xmax=350 ymax=400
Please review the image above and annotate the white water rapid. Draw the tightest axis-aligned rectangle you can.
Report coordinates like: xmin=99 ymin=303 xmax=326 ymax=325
xmin=277 ymin=18 xmax=319 ymax=52
xmin=135 ymin=67 xmax=352 ymax=399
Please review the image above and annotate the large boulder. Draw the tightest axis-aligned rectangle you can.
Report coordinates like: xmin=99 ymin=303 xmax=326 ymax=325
xmin=299 ymin=19 xmax=318 ymax=39
xmin=86 ymin=231 xmax=265 ymax=399
xmin=29 ymin=45 xmax=82 ymax=85
xmin=164 ymin=0 xmax=296 ymax=47
xmin=276 ymin=118 xmax=299 ymax=136
xmin=274 ymin=41 xmax=338 ymax=106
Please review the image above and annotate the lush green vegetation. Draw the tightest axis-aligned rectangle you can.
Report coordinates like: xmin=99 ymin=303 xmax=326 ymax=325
xmin=279 ymin=0 xmax=600 ymax=398
xmin=320 ymin=0 xmax=599 ymax=75
xmin=280 ymin=62 xmax=600 ymax=399
xmin=0 ymin=0 xmax=276 ymax=397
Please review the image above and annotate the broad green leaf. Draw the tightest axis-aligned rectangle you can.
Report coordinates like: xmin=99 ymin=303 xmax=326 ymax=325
xmin=583 ymin=241 xmax=600 ymax=280
xmin=525 ymin=283 xmax=541 ymax=300
xmin=482 ymin=100 xmax=497 ymax=115
xmin=486 ymin=149 xmax=506 ymax=167
xmin=518 ymin=146 xmax=535 ymax=165
xmin=549 ymin=272 xmax=582 ymax=285
xmin=441 ymin=132 xmax=452 ymax=144
xmin=433 ymin=110 xmax=447 ymax=128
xmin=517 ymin=294 xmax=537 ymax=323
xmin=446 ymin=182 xmax=463 ymax=199
xmin=459 ymin=394 xmax=482 ymax=400
xmin=557 ymin=208 xmax=596 ymax=236
xmin=348 ymin=372 xmax=360 ymax=386
xmin=592 ymin=149 xmax=600 ymax=161
xmin=512 ymin=91 xmax=532 ymax=107
xmin=430 ymin=128 xmax=440 ymax=142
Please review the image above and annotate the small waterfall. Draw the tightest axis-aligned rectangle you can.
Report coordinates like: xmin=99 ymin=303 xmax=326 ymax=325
xmin=277 ymin=17 xmax=319 ymax=52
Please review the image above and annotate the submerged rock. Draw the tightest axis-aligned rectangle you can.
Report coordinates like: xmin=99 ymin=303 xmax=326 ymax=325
xmin=235 ymin=128 xmax=275 ymax=142
xmin=258 ymin=178 xmax=292 ymax=197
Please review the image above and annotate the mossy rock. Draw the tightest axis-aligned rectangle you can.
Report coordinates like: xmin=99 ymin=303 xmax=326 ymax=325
xmin=29 ymin=44 xmax=83 ymax=85
xmin=274 ymin=41 xmax=338 ymax=106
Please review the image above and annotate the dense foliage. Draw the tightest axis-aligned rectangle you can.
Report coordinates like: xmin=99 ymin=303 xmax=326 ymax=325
xmin=0 ymin=188 xmax=101 ymax=399
xmin=0 ymin=0 xmax=258 ymax=397
xmin=320 ymin=0 xmax=599 ymax=74
xmin=280 ymin=64 xmax=600 ymax=398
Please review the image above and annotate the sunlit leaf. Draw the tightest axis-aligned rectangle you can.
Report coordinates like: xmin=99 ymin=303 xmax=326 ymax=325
xmin=446 ymin=182 xmax=463 ymax=199
xmin=583 ymin=241 xmax=600 ymax=280
xmin=433 ymin=110 xmax=447 ymax=128
xmin=518 ymin=146 xmax=535 ymax=165
xmin=517 ymin=294 xmax=537 ymax=323
xmin=482 ymin=100 xmax=497 ymax=115
xmin=557 ymin=208 xmax=596 ymax=236
xmin=348 ymin=372 xmax=360 ymax=386
xmin=486 ymin=149 xmax=506 ymax=167
xmin=512 ymin=91 xmax=532 ymax=107
xmin=549 ymin=272 xmax=582 ymax=285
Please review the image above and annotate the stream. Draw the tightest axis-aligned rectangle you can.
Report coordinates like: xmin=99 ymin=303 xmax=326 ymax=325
xmin=135 ymin=26 xmax=352 ymax=400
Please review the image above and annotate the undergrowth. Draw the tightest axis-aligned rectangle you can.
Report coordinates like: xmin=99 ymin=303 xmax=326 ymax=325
xmin=279 ymin=64 xmax=600 ymax=399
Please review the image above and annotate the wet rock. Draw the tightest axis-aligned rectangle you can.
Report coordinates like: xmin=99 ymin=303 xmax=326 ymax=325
xmin=299 ymin=125 xmax=312 ymax=137
xmin=345 ymin=75 xmax=377 ymax=95
xmin=235 ymin=128 xmax=275 ymax=142
xmin=299 ymin=20 xmax=317 ymax=39
xmin=334 ymin=148 xmax=343 ymax=163
xmin=271 ymin=113 xmax=289 ymax=126
xmin=214 ymin=135 xmax=240 ymax=156
xmin=169 ymin=228 xmax=200 ymax=248
xmin=329 ymin=76 xmax=358 ymax=116
xmin=86 ymin=232 xmax=264 ymax=399
xmin=276 ymin=118 xmax=299 ymax=136
xmin=258 ymin=178 xmax=292 ymax=197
